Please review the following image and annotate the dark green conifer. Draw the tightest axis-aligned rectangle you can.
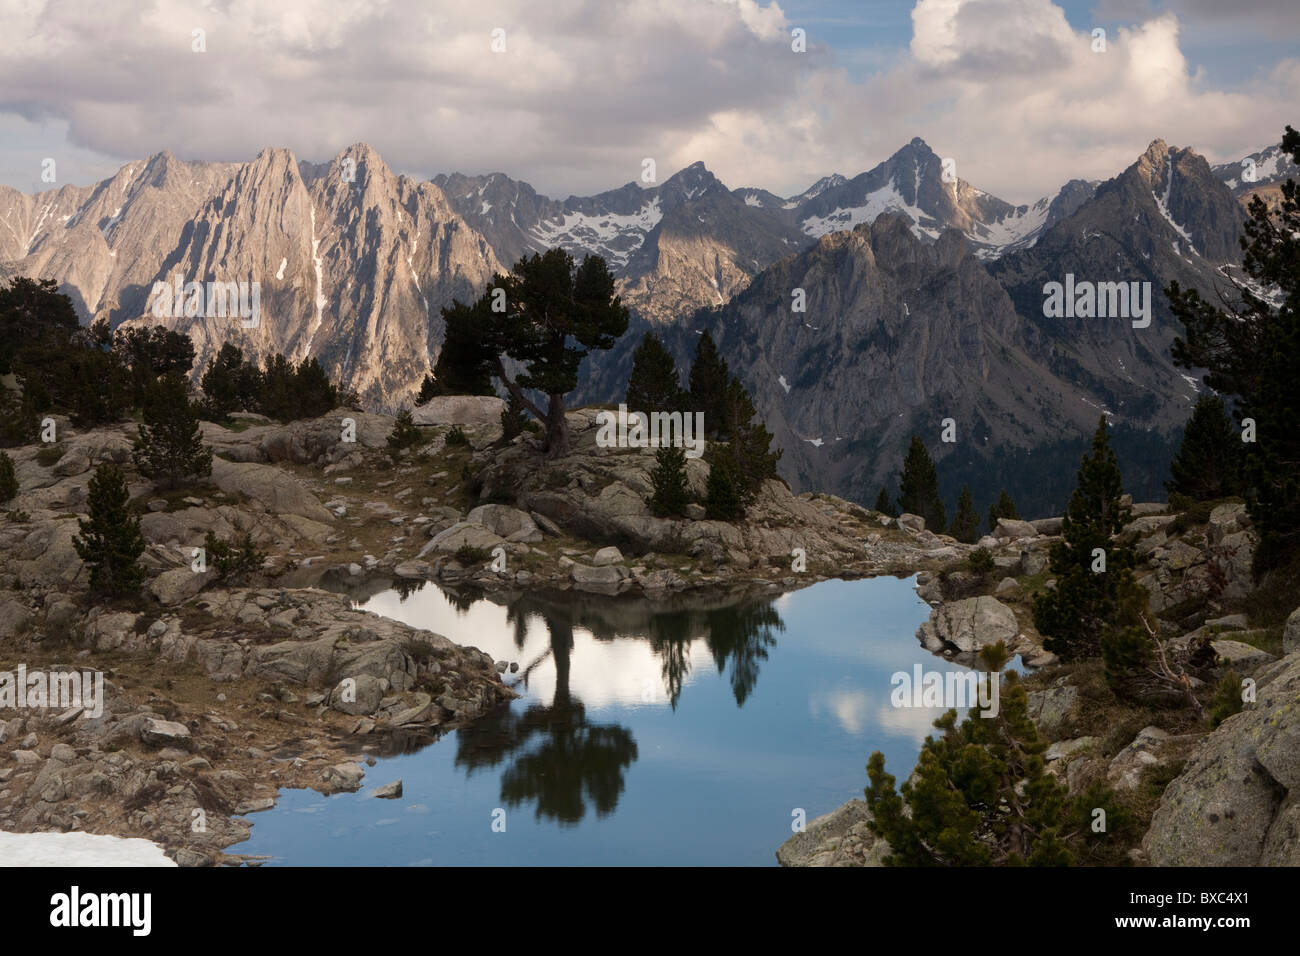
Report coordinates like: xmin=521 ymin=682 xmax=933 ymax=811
xmin=1032 ymin=417 xmax=1136 ymax=660
xmin=1166 ymin=394 xmax=1243 ymax=501
xmin=73 ymin=463 xmax=146 ymax=596
xmin=950 ymin=485 xmax=979 ymax=543
xmin=897 ymin=436 xmax=945 ymax=532
xmin=649 ymin=444 xmax=690 ymax=517
xmin=626 ymin=333 xmax=685 ymax=415
xmin=132 ymin=374 xmax=212 ymax=490
xmin=988 ymin=489 xmax=1019 ymax=531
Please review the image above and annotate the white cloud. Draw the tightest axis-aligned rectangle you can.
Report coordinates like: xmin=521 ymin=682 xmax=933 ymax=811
xmin=0 ymin=0 xmax=1291 ymax=203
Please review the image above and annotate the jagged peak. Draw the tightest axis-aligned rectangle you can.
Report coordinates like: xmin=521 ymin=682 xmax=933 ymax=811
xmin=249 ymin=146 xmax=300 ymax=168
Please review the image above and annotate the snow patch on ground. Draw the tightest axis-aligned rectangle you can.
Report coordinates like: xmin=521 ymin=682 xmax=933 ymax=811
xmin=778 ymin=375 xmax=790 ymax=393
xmin=0 ymin=831 xmax=176 ymax=867
xmin=275 ymin=257 xmax=286 ymax=280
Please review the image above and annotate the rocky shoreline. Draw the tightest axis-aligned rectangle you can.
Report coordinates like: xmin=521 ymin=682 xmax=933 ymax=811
xmin=0 ymin=403 xmax=960 ymax=864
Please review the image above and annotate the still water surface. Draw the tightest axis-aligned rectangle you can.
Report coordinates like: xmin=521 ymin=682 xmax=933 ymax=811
xmin=236 ymin=575 xmax=982 ymax=865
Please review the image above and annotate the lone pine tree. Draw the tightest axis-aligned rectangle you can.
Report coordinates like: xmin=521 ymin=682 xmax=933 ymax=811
xmin=435 ymin=248 xmax=629 ymax=458
xmin=132 ymin=374 xmax=212 ymax=490
xmin=874 ymin=485 xmax=897 ymax=517
xmin=1032 ymin=416 xmax=1137 ymax=660
xmin=897 ymin=436 xmax=946 ymax=532
xmin=74 ymin=463 xmax=146 ymax=596
xmin=1165 ymin=394 xmax=1243 ymax=501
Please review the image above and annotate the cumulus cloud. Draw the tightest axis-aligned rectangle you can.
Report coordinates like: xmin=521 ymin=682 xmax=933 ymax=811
xmin=0 ymin=0 xmax=1292 ymax=202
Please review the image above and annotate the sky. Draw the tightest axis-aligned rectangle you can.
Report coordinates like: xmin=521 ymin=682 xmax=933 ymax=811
xmin=0 ymin=0 xmax=1295 ymax=205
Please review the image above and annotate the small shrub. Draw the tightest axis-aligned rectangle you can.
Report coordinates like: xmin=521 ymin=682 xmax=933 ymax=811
xmin=968 ymin=547 xmax=995 ymax=574
xmin=204 ymin=530 xmax=265 ymax=583
xmin=1208 ymin=668 xmax=1245 ymax=728
xmin=454 ymin=544 xmax=491 ymax=565
xmin=1167 ymin=494 xmax=1221 ymax=536
xmin=446 ymin=425 xmax=469 ymax=446
xmin=35 ymin=444 xmax=63 ymax=467
xmin=401 ymin=637 xmax=435 ymax=666
xmin=387 ymin=409 xmax=427 ymax=458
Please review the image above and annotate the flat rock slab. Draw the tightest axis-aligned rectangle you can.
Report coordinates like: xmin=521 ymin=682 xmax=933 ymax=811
xmin=413 ymin=396 xmax=504 ymax=426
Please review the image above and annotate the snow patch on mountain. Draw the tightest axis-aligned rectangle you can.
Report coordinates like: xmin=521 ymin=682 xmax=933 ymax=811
xmin=530 ymin=197 xmax=663 ymax=267
xmin=1154 ymin=158 xmax=1197 ymax=254
xmin=800 ymin=179 xmax=940 ymax=240
xmin=971 ymin=198 xmax=1052 ymax=259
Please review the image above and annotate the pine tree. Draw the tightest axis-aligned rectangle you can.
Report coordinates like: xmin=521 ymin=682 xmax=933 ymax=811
xmin=67 ymin=345 xmax=129 ymax=427
xmin=688 ymin=330 xmax=730 ymax=439
xmin=294 ymin=357 xmax=338 ymax=418
xmin=387 ymin=409 xmax=425 ymax=458
xmin=199 ymin=343 xmax=248 ymax=420
xmin=1168 ymin=125 xmax=1300 ymax=570
xmin=720 ymin=375 xmax=781 ymax=500
xmin=864 ymin=673 xmax=1074 ymax=866
xmin=74 ymin=463 xmax=146 ymax=596
xmin=874 ymin=485 xmax=897 ymax=517
xmin=132 ymin=374 xmax=212 ymax=490
xmin=1166 ymin=394 xmax=1243 ymax=501
xmin=257 ymin=353 xmax=298 ymax=421
xmin=988 ymin=489 xmax=1020 ymax=531
xmin=1032 ymin=416 xmax=1137 ymax=660
xmin=626 ymin=333 xmax=685 ymax=415
xmin=434 ymin=249 xmax=629 ymax=457
xmin=897 ymin=436 xmax=946 ymax=532
xmin=649 ymin=444 xmax=690 ymax=517
xmin=950 ymin=485 xmax=979 ymax=543
xmin=0 ymin=450 xmax=17 ymax=504
xmin=113 ymin=325 xmax=195 ymax=408
xmin=0 ymin=387 xmax=38 ymax=447
xmin=704 ymin=453 xmax=744 ymax=520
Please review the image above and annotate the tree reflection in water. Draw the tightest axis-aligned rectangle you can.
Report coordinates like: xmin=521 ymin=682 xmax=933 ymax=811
xmin=454 ymin=610 xmax=637 ymax=825
xmin=451 ymin=587 xmax=785 ymax=824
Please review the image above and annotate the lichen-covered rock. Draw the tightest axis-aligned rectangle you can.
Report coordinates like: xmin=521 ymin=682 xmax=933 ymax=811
xmin=775 ymin=799 xmax=887 ymax=866
xmin=1144 ymin=649 xmax=1300 ymax=865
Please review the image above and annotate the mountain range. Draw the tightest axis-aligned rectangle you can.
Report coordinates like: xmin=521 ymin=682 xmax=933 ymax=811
xmin=1 ymin=134 xmax=1289 ymax=514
